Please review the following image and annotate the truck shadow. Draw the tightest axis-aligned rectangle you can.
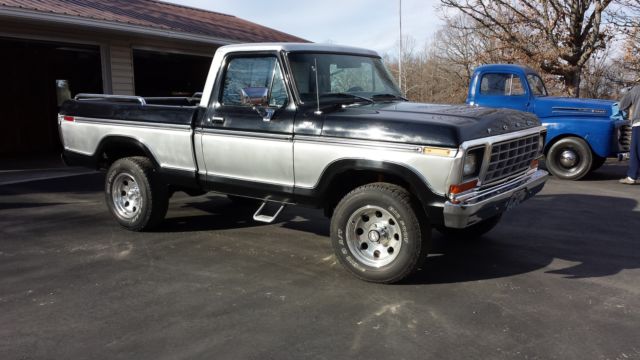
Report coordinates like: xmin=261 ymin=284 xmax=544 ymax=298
xmin=167 ymin=191 xmax=639 ymax=285
xmin=157 ymin=196 xmax=271 ymax=232
xmin=405 ymin=193 xmax=639 ymax=284
xmin=0 ymin=172 xmax=104 ymax=195
xmin=159 ymin=194 xmax=331 ymax=235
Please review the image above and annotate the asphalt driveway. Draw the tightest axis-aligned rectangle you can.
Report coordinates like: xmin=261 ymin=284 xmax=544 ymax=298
xmin=1 ymin=161 xmax=639 ymax=359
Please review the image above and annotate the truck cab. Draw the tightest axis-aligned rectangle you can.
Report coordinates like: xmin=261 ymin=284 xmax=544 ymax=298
xmin=467 ymin=64 xmax=631 ymax=180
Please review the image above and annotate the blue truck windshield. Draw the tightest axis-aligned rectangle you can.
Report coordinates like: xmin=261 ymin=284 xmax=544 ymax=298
xmin=527 ymin=74 xmax=548 ymax=96
xmin=287 ymin=53 xmax=402 ymax=103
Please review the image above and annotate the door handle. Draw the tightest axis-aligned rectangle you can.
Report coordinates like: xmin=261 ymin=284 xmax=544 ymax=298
xmin=208 ymin=116 xmax=225 ymax=124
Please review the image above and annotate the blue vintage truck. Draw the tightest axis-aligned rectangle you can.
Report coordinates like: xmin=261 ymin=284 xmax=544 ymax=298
xmin=466 ymin=64 xmax=631 ymax=180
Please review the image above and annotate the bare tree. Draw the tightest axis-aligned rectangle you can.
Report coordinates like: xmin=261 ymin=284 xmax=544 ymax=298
xmin=616 ymin=2 xmax=640 ymax=78
xmin=440 ymin=0 xmax=617 ymax=97
xmin=432 ymin=16 xmax=484 ymax=85
xmin=384 ymin=35 xmax=475 ymax=104
xmin=581 ymin=48 xmax=628 ymax=98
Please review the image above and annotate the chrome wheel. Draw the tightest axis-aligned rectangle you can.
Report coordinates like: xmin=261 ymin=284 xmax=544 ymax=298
xmin=346 ymin=205 xmax=403 ymax=268
xmin=559 ymin=149 xmax=578 ymax=168
xmin=111 ymin=172 xmax=142 ymax=219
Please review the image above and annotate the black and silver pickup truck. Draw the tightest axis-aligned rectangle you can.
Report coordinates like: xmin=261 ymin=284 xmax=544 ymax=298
xmin=59 ymin=43 xmax=548 ymax=283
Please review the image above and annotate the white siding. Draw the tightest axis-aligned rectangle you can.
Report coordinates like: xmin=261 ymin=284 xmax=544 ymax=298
xmin=109 ymin=41 xmax=134 ymax=95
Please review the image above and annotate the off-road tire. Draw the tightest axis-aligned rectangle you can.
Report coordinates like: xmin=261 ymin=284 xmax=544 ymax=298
xmin=330 ymin=182 xmax=429 ymax=283
xmin=105 ymin=156 xmax=168 ymax=231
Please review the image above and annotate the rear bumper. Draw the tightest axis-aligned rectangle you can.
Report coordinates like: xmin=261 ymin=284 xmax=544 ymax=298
xmin=443 ymin=169 xmax=548 ymax=229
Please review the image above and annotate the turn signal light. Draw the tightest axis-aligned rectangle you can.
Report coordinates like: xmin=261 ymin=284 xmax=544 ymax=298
xmin=422 ymin=146 xmax=457 ymax=157
xmin=530 ymin=159 xmax=539 ymax=169
xmin=63 ymin=116 xmax=74 ymax=122
xmin=449 ymin=179 xmax=478 ymax=195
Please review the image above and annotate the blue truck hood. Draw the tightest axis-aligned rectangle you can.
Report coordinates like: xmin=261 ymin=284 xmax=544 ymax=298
xmin=534 ymin=96 xmax=615 ymax=118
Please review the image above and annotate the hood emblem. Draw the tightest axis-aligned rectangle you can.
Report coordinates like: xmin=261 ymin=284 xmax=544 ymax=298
xmin=487 ymin=128 xmax=492 ymax=134
xmin=502 ymin=124 xmax=508 ymax=130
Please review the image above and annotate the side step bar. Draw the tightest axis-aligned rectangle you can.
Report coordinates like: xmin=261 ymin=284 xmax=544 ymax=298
xmin=253 ymin=201 xmax=286 ymax=223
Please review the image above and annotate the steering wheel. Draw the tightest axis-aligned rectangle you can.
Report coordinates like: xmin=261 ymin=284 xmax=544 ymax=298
xmin=347 ymin=86 xmax=364 ymax=92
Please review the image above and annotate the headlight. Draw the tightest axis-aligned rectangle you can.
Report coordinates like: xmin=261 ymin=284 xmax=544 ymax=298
xmin=538 ymin=135 xmax=545 ymax=155
xmin=463 ymin=153 xmax=478 ymax=177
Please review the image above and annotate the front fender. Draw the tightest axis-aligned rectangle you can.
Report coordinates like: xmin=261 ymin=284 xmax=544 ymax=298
xmin=294 ymin=158 xmax=448 ymax=225
xmin=542 ymin=116 xmax=616 ymax=158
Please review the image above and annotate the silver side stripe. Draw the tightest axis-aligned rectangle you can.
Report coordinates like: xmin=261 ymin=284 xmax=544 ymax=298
xmin=294 ymin=135 xmax=424 ymax=152
xmin=160 ymin=164 xmax=197 ymax=172
xmin=199 ymin=130 xmax=443 ymax=153
xmin=73 ymin=117 xmax=192 ymax=131
xmin=197 ymin=128 xmax=293 ymax=141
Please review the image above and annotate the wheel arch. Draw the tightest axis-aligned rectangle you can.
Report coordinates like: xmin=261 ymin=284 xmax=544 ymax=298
xmin=544 ymin=132 xmax=607 ymax=163
xmin=544 ymin=133 xmax=590 ymax=154
xmin=298 ymin=159 xmax=446 ymax=223
xmin=95 ymin=135 xmax=160 ymax=169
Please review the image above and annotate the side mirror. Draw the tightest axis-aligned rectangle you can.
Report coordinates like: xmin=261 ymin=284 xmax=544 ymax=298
xmin=241 ymin=87 xmax=269 ymax=107
xmin=254 ymin=106 xmax=276 ymax=122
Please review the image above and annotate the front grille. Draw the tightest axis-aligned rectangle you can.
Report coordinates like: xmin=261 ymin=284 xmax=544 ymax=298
xmin=619 ymin=124 xmax=632 ymax=152
xmin=484 ymin=134 xmax=540 ymax=184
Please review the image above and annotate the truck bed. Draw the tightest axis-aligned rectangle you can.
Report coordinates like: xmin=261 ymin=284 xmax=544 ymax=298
xmin=60 ymin=95 xmax=200 ymax=126
xmin=58 ymin=95 xmax=201 ymax=176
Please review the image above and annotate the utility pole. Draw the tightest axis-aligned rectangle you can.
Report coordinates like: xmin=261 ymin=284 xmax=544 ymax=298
xmin=398 ymin=0 xmax=403 ymax=93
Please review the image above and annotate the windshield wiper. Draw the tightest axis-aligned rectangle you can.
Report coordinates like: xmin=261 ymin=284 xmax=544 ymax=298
xmin=320 ymin=92 xmax=374 ymax=105
xmin=311 ymin=93 xmax=374 ymax=114
xmin=371 ymin=93 xmax=408 ymax=101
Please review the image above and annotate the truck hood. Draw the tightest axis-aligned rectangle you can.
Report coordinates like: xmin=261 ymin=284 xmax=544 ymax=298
xmin=320 ymin=101 xmax=541 ymax=148
xmin=534 ymin=96 xmax=615 ymax=119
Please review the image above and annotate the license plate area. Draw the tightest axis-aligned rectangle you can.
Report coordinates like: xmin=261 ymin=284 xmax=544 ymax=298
xmin=505 ymin=189 xmax=527 ymax=211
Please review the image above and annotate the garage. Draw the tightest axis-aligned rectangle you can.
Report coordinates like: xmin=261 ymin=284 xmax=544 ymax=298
xmin=0 ymin=37 xmax=102 ymax=156
xmin=0 ymin=0 xmax=305 ymax=159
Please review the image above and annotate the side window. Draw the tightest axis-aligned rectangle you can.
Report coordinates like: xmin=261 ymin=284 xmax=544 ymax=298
xmin=221 ymin=56 xmax=288 ymax=107
xmin=480 ymin=73 xmax=525 ymax=96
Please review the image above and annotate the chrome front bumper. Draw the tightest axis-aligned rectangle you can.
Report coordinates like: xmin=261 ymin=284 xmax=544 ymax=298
xmin=443 ymin=169 xmax=548 ymax=229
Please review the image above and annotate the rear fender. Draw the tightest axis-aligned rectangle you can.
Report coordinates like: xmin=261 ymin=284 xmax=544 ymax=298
xmin=95 ymin=136 xmax=160 ymax=168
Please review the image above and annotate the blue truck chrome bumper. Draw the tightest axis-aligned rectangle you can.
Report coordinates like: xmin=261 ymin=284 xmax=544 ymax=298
xmin=443 ymin=169 xmax=548 ymax=229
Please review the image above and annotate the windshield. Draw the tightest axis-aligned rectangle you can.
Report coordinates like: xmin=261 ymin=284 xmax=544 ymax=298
xmin=527 ymin=74 xmax=548 ymax=96
xmin=287 ymin=53 xmax=402 ymax=104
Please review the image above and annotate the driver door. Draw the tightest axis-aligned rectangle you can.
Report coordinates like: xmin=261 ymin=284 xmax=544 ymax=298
xmin=200 ymin=53 xmax=295 ymax=201
xmin=474 ymin=72 xmax=531 ymax=112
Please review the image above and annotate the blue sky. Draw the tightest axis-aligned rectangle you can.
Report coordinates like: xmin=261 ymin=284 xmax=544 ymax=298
xmin=164 ymin=0 xmax=444 ymax=55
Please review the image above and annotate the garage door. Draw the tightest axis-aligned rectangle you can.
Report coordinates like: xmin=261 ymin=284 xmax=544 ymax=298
xmin=0 ymin=37 xmax=103 ymax=156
